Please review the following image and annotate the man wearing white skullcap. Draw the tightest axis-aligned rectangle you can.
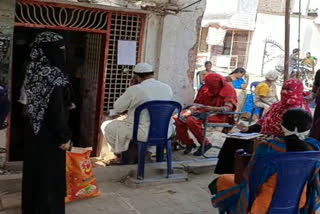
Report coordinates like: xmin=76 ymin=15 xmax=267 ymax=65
xmin=101 ymin=63 xmax=174 ymax=163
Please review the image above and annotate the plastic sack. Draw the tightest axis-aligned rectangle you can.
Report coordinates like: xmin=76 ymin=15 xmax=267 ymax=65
xmin=65 ymin=150 xmax=101 ymax=203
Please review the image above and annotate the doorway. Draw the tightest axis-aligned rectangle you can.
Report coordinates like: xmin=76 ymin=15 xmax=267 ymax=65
xmin=9 ymin=27 xmax=104 ymax=161
xmin=8 ymin=0 xmax=146 ymax=161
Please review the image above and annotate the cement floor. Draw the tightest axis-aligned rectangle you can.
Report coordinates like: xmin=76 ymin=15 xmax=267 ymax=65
xmin=0 ymin=172 xmax=219 ymax=214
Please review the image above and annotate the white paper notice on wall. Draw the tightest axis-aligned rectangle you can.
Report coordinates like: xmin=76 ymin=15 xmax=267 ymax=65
xmin=117 ymin=40 xmax=137 ymax=65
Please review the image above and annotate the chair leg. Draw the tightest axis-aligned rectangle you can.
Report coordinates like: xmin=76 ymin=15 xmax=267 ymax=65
xmin=137 ymin=143 xmax=147 ymax=180
xmin=166 ymin=140 xmax=173 ymax=177
xmin=259 ymin=108 xmax=264 ymax=119
xmin=156 ymin=145 xmax=164 ymax=162
xmin=121 ymin=152 xmax=128 ymax=165
xmin=249 ymin=107 xmax=255 ymax=125
xmin=237 ymin=114 xmax=241 ymax=122
xmin=201 ymin=116 xmax=209 ymax=157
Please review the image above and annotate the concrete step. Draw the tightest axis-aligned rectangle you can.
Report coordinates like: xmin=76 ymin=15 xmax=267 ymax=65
xmin=0 ymin=174 xmax=22 ymax=194
xmin=0 ymin=193 xmax=21 ymax=213
xmin=0 ymin=208 xmax=21 ymax=214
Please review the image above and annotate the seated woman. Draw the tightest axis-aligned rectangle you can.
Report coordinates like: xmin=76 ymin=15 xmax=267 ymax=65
xmin=209 ymin=108 xmax=320 ymax=214
xmin=254 ymin=70 xmax=280 ymax=114
xmin=226 ymin=68 xmax=249 ymax=112
xmin=198 ymin=61 xmax=214 ymax=89
xmin=225 ymin=68 xmax=247 ymax=88
xmin=215 ymin=78 xmax=310 ymax=174
xmin=175 ymin=73 xmax=237 ymax=156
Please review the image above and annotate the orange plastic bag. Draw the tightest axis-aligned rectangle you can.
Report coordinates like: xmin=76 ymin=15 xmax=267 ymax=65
xmin=65 ymin=150 xmax=101 ymax=203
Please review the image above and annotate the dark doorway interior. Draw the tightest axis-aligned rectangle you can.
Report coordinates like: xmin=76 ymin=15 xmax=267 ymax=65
xmin=10 ymin=27 xmax=102 ymax=161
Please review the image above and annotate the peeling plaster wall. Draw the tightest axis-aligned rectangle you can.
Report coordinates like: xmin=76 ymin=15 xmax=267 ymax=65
xmin=157 ymin=0 xmax=206 ymax=106
xmin=141 ymin=14 xmax=162 ymax=72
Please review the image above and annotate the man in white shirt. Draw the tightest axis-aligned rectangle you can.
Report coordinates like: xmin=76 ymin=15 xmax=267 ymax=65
xmin=101 ymin=63 xmax=175 ymax=163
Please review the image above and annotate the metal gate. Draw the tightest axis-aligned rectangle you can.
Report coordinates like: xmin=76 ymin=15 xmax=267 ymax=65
xmin=104 ymin=13 xmax=145 ymax=111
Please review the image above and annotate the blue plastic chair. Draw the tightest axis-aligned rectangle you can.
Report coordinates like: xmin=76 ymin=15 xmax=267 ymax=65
xmin=219 ymin=151 xmax=320 ymax=214
xmin=249 ymin=81 xmax=264 ymax=125
xmin=250 ymin=152 xmax=320 ymax=213
xmin=132 ymin=100 xmax=182 ymax=180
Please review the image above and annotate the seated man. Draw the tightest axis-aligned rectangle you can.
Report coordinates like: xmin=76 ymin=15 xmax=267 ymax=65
xmin=0 ymin=84 xmax=10 ymax=130
xmin=175 ymin=73 xmax=237 ymax=156
xmin=101 ymin=63 xmax=174 ymax=164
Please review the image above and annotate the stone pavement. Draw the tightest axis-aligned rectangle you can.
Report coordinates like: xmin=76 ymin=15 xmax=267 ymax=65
xmin=67 ymin=172 xmax=219 ymax=214
xmin=0 ymin=170 xmax=219 ymax=214
xmin=0 ymin=128 xmax=237 ymax=214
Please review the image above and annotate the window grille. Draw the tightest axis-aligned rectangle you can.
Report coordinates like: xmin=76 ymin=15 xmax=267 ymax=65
xmin=104 ymin=13 xmax=143 ymax=111
xmin=15 ymin=1 xmax=108 ymax=33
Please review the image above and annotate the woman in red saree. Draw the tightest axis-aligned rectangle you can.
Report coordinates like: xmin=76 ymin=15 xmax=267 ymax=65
xmin=175 ymin=73 xmax=237 ymax=156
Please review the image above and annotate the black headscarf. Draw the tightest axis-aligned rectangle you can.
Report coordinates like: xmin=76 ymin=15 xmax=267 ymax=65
xmin=23 ymin=32 xmax=69 ymax=135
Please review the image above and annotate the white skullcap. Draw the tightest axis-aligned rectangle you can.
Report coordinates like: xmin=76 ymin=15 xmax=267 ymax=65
xmin=265 ymin=70 xmax=280 ymax=81
xmin=134 ymin=63 xmax=153 ymax=73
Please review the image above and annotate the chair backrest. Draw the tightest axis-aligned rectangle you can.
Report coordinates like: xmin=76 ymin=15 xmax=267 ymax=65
xmin=132 ymin=100 xmax=182 ymax=145
xmin=249 ymin=151 xmax=320 ymax=214
xmin=250 ymin=81 xmax=260 ymax=95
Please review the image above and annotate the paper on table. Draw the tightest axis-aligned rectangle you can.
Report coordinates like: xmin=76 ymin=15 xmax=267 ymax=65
xmin=117 ymin=40 xmax=137 ymax=65
xmin=228 ymin=132 xmax=263 ymax=138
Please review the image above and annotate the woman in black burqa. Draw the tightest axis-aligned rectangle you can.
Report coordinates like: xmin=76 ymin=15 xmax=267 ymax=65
xmin=22 ymin=32 xmax=72 ymax=214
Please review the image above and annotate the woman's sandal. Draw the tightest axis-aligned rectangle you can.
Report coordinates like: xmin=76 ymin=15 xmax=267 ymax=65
xmin=184 ymin=144 xmax=196 ymax=155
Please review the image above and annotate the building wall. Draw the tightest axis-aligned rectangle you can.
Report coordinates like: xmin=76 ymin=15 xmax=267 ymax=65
xmin=257 ymin=0 xmax=287 ymax=14
xmin=0 ymin=0 xmax=15 ymax=164
xmin=157 ymin=0 xmax=206 ymax=106
xmin=70 ymin=0 xmax=204 ymax=105
xmin=246 ymin=13 xmax=320 ymax=75
xmin=0 ymin=0 xmax=205 ymax=160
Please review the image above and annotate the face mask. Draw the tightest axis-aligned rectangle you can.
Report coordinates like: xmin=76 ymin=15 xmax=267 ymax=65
xmin=281 ymin=125 xmax=310 ymax=140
